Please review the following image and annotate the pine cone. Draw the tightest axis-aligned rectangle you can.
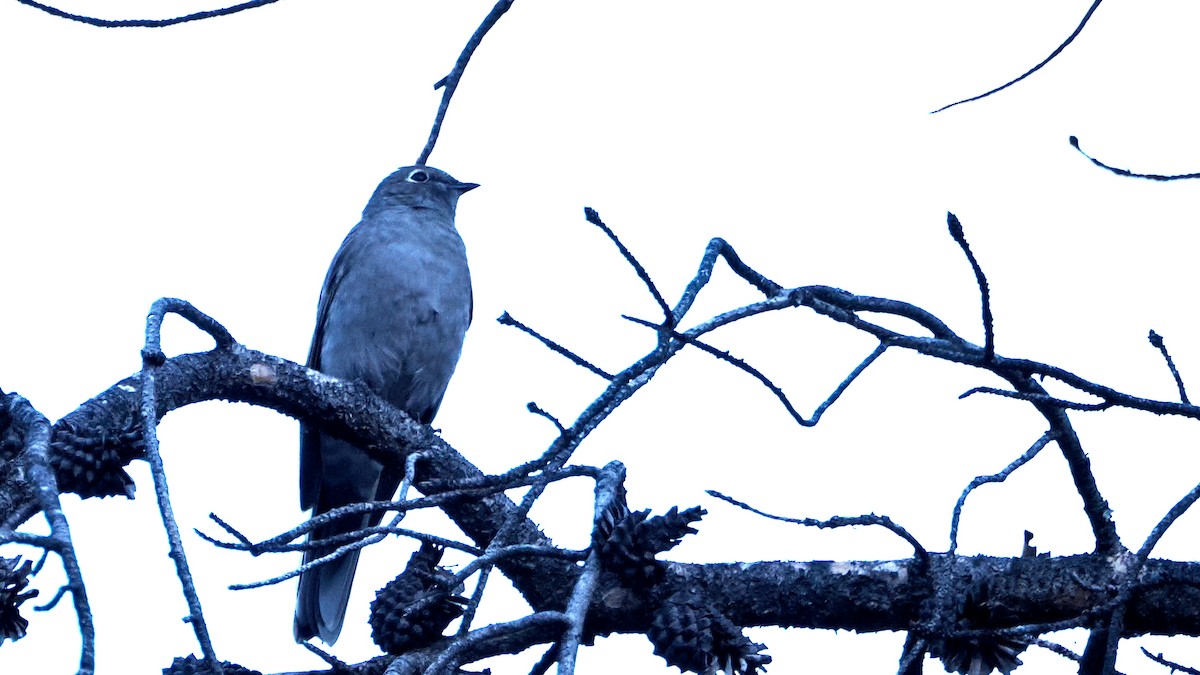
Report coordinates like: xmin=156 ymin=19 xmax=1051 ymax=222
xmin=50 ymin=415 xmax=144 ymax=499
xmin=927 ymin=580 xmax=1028 ymax=675
xmin=0 ymin=556 xmax=37 ymax=644
xmin=642 ymin=506 xmax=706 ymax=554
xmin=162 ymin=655 xmax=261 ymax=675
xmin=648 ymin=590 xmax=771 ymax=675
xmin=597 ymin=505 xmax=705 ymax=586
xmin=369 ymin=543 xmax=466 ymax=655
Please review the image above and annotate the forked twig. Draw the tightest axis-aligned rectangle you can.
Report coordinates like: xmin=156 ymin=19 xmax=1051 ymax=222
xmin=417 ymin=0 xmax=516 ymax=164
xmin=949 ymin=431 xmax=1055 ymax=553
xmin=707 ymin=489 xmax=929 ymax=565
xmin=140 ymin=299 xmax=225 ymax=674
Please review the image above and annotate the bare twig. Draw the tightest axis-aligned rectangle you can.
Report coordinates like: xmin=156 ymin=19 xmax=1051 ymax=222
xmin=498 ymin=312 xmax=614 ymax=380
xmin=1142 ymin=646 xmax=1200 ymax=674
xmin=949 ymin=431 xmax=1055 ymax=554
xmin=624 ymin=314 xmax=887 ymax=427
xmin=1071 ymin=135 xmax=1200 ymax=181
xmin=456 ymin=566 xmax=491 ymax=637
xmin=422 ymin=611 xmax=571 ymax=675
xmin=1149 ymin=330 xmax=1190 ymax=404
xmin=5 ymin=394 xmax=94 ymax=674
xmin=526 ymin=402 xmax=566 ymax=433
xmin=585 ymin=208 xmax=672 ymax=325
xmin=947 ymin=213 xmax=994 ymax=361
xmin=671 ymin=238 xmax=781 ymax=322
xmin=13 ymin=0 xmax=283 ymax=27
xmin=1033 ymin=638 xmax=1081 ymax=662
xmin=707 ymin=489 xmax=929 ymax=565
xmin=932 ymin=0 xmax=1106 ymax=113
xmin=529 ymin=643 xmax=561 ymax=675
xmin=140 ymin=299 xmax=223 ymax=673
xmin=959 ymin=386 xmax=1111 ymax=411
xmin=302 ymin=640 xmax=350 ymax=670
xmin=416 ymin=0 xmax=516 ymax=165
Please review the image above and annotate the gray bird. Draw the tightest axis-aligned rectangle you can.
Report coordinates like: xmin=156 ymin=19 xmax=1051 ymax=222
xmin=294 ymin=165 xmax=476 ymax=645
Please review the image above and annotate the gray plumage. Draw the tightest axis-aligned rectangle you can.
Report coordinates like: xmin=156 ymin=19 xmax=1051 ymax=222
xmin=294 ymin=165 xmax=476 ymax=645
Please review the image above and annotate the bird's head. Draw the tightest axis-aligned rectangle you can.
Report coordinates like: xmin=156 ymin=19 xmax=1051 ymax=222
xmin=364 ymin=165 xmax=479 ymax=216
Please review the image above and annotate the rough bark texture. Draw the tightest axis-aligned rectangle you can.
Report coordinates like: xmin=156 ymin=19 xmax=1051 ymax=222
xmin=5 ymin=346 xmax=1200 ymax=648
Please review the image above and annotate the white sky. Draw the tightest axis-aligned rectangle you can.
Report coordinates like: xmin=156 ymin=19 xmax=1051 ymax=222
xmin=4 ymin=1 xmax=1200 ymax=673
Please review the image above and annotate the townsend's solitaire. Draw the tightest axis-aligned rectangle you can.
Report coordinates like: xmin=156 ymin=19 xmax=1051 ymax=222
xmin=294 ymin=165 xmax=476 ymax=644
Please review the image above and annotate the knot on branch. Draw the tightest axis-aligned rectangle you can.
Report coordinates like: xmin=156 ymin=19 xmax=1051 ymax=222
xmin=163 ymin=655 xmax=262 ymax=675
xmin=648 ymin=590 xmax=771 ymax=675
xmin=925 ymin=579 xmax=1029 ymax=675
xmin=369 ymin=542 xmax=466 ymax=655
xmin=594 ymin=504 xmax=706 ymax=587
xmin=0 ymin=556 xmax=36 ymax=644
xmin=50 ymin=403 xmax=145 ymax=499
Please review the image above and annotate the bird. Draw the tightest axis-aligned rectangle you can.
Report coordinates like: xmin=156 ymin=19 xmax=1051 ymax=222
xmin=294 ymin=165 xmax=477 ymax=645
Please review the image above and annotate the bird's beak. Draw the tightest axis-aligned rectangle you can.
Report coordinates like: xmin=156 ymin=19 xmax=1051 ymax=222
xmin=455 ymin=182 xmax=480 ymax=193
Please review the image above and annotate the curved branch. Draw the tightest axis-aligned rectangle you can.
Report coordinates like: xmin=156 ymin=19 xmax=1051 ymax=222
xmin=416 ymin=0 xmax=516 ymax=165
xmin=14 ymin=0 xmax=283 ymax=28
xmin=1070 ymin=135 xmax=1200 ymax=181
xmin=932 ymin=0 xmax=1106 ymax=113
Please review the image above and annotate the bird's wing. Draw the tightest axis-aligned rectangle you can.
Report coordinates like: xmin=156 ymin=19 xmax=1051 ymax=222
xmin=299 ymin=226 xmax=361 ymax=511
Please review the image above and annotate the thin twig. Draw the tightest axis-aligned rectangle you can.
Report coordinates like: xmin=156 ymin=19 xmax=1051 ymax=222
xmin=302 ymin=641 xmax=349 ymax=670
xmin=526 ymin=402 xmax=566 ymax=433
xmin=959 ymin=386 xmax=1111 ymax=411
xmin=624 ymin=314 xmax=886 ymax=427
xmin=1071 ymin=135 xmax=1200 ymax=181
xmin=671 ymin=238 xmax=781 ymax=323
xmin=529 ymin=642 xmax=561 ymax=675
xmin=1034 ymin=638 xmax=1081 ymax=662
xmin=949 ymin=431 xmax=1055 ymax=554
xmin=456 ymin=566 xmax=491 ymax=637
xmin=1141 ymin=646 xmax=1200 ymax=674
xmin=14 ymin=0 xmax=283 ymax=27
xmin=416 ymin=0 xmax=515 ymax=164
xmin=1149 ymin=330 xmax=1190 ymax=404
xmin=140 ymin=300 xmax=223 ymax=674
xmin=7 ymin=394 xmax=95 ymax=674
xmin=584 ymin=207 xmax=673 ymax=325
xmin=932 ymin=0 xmax=1106 ymax=113
xmin=947 ymin=213 xmax=994 ymax=361
xmin=422 ymin=611 xmax=571 ymax=675
xmin=498 ymin=312 xmax=614 ymax=380
xmin=707 ymin=489 xmax=929 ymax=565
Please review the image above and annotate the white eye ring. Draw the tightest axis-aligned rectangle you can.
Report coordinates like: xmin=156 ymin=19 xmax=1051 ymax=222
xmin=407 ymin=169 xmax=430 ymax=183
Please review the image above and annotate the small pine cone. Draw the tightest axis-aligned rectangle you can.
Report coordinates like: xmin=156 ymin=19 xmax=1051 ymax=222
xmin=927 ymin=580 xmax=1028 ymax=675
xmin=598 ymin=509 xmax=661 ymax=585
xmin=50 ymin=417 xmax=143 ymax=499
xmin=640 ymin=506 xmax=706 ymax=554
xmin=597 ymin=506 xmax=705 ymax=586
xmin=0 ymin=556 xmax=37 ymax=644
xmin=369 ymin=543 xmax=466 ymax=655
xmin=162 ymin=655 xmax=262 ymax=675
xmin=649 ymin=591 xmax=771 ymax=675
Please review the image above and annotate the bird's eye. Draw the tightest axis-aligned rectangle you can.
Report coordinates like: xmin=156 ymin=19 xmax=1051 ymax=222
xmin=407 ymin=170 xmax=430 ymax=183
